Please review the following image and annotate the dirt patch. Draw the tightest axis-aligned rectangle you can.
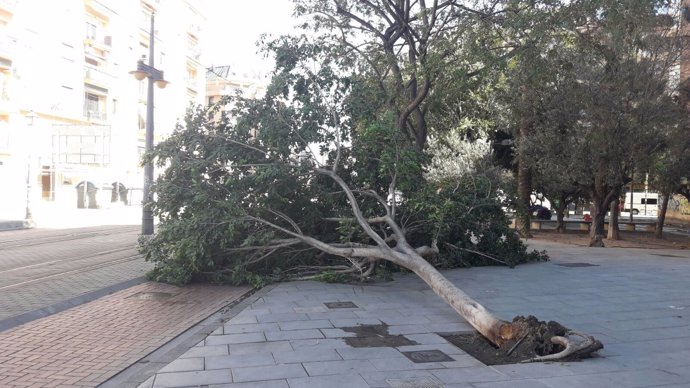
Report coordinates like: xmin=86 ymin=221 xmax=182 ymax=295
xmin=342 ymin=323 xmax=418 ymax=348
xmin=529 ymin=229 xmax=690 ymax=249
xmin=441 ymin=315 xmax=602 ymax=365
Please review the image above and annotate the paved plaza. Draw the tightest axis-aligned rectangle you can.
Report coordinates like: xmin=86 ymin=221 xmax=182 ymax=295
xmin=107 ymin=240 xmax=690 ymax=388
xmin=1 ymin=239 xmax=689 ymax=387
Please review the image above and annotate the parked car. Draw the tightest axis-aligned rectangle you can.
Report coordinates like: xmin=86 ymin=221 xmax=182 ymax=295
xmin=529 ymin=205 xmax=552 ymax=220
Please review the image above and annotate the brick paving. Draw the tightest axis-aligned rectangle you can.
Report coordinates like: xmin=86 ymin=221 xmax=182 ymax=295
xmin=0 ymin=281 xmax=251 ymax=388
xmin=0 ymin=225 xmax=153 ymax=323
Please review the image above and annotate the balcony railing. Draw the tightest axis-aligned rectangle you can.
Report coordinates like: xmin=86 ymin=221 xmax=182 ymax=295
xmin=83 ymin=107 xmax=107 ymax=121
xmin=84 ymin=66 xmax=114 ymax=87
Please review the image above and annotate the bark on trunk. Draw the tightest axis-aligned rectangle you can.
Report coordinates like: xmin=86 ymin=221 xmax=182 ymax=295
xmin=655 ymin=191 xmax=670 ymax=239
xmin=607 ymin=199 xmax=620 ymax=240
xmin=589 ymin=200 xmax=606 ymax=247
xmin=555 ymin=204 xmax=566 ymax=233
xmin=403 ymin=250 xmax=513 ymax=346
xmin=516 ymin=160 xmax=532 ymax=238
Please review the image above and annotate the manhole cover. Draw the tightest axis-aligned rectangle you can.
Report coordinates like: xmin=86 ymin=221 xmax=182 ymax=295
xmin=325 ymin=301 xmax=358 ymax=309
xmin=386 ymin=377 xmax=443 ymax=388
xmin=402 ymin=350 xmax=454 ymax=363
xmin=655 ymin=254 xmax=684 ymax=258
xmin=129 ymin=292 xmax=176 ymax=300
xmin=555 ymin=263 xmax=599 ymax=267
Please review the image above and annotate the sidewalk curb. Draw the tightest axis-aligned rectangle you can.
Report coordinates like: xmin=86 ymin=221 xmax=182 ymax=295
xmin=0 ymin=276 xmax=147 ymax=332
xmin=100 ymin=283 xmax=276 ymax=388
xmin=0 ymin=219 xmax=33 ymax=232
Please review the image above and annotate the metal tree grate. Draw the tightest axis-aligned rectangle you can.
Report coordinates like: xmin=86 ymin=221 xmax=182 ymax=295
xmin=401 ymin=350 xmax=454 ymax=363
xmin=324 ymin=301 xmax=358 ymax=309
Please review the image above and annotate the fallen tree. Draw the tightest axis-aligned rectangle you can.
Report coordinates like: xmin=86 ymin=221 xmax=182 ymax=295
xmin=143 ymin=23 xmax=602 ymax=359
xmin=265 ymin=161 xmax=603 ymax=361
xmin=142 ymin=105 xmax=602 ymax=362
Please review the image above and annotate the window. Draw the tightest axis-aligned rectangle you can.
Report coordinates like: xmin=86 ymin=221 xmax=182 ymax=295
xmin=83 ymin=92 xmax=106 ymax=120
xmin=85 ymin=22 xmax=97 ymax=40
xmin=642 ymin=198 xmax=658 ymax=205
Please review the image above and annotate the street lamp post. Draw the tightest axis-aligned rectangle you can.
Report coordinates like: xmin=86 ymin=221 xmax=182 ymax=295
xmin=24 ymin=110 xmax=38 ymax=225
xmin=130 ymin=13 xmax=168 ymax=236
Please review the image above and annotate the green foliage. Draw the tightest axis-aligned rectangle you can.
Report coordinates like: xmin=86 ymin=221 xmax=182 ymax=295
xmin=406 ymin=177 xmax=547 ymax=268
xmin=318 ymin=271 xmax=349 ymax=283
xmin=138 ymin=0 xmax=559 ymax=286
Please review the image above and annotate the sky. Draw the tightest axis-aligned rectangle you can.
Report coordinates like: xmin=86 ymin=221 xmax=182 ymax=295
xmin=201 ymin=0 xmax=297 ymax=75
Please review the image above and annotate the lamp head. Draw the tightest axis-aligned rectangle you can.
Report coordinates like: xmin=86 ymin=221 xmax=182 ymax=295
xmin=130 ymin=70 xmax=148 ymax=81
xmin=155 ymin=79 xmax=170 ymax=89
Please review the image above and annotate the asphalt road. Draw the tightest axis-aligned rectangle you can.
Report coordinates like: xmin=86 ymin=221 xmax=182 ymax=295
xmin=0 ymin=225 xmax=154 ymax=330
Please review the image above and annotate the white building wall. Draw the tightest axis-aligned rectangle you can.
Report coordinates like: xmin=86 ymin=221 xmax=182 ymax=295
xmin=0 ymin=0 xmax=206 ymax=219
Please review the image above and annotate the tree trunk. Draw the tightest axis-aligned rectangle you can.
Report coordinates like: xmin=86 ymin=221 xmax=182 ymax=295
xmin=555 ymin=204 xmax=566 ymax=233
xmin=403 ymin=249 xmax=513 ymax=346
xmin=655 ymin=191 xmax=670 ymax=239
xmin=516 ymin=159 xmax=532 ymax=238
xmin=607 ymin=199 xmax=620 ymax=240
xmin=589 ymin=200 xmax=606 ymax=247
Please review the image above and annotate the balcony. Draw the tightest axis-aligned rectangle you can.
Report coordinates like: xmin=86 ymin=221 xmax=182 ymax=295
xmin=187 ymin=24 xmax=201 ymax=39
xmin=83 ymin=106 xmax=107 ymax=121
xmin=84 ymin=35 xmax=111 ymax=53
xmin=84 ymin=66 xmax=113 ymax=88
xmin=187 ymin=44 xmax=201 ymax=61
xmin=0 ymin=0 xmax=17 ymax=25
xmin=0 ymin=35 xmax=17 ymax=67
xmin=84 ymin=37 xmax=111 ymax=64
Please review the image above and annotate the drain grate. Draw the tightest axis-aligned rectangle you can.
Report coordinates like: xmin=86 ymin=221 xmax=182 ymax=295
xmin=129 ymin=292 xmax=176 ymax=300
xmin=325 ymin=301 xmax=358 ymax=309
xmin=555 ymin=262 xmax=599 ymax=267
xmin=386 ymin=377 xmax=444 ymax=388
xmin=401 ymin=350 xmax=454 ymax=363
xmin=655 ymin=254 xmax=684 ymax=258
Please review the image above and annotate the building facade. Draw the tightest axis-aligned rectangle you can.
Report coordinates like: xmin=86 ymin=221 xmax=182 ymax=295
xmin=0 ymin=0 xmax=206 ymax=219
xmin=206 ymin=65 xmax=266 ymax=111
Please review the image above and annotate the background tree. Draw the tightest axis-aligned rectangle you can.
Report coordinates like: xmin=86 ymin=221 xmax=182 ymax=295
xmin=649 ymin=118 xmax=690 ymax=238
xmin=517 ymin=0 xmax=681 ymax=246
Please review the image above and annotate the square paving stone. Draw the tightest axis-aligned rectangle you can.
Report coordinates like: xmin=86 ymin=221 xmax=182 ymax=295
xmin=302 ymin=359 xmax=378 ymax=376
xmin=272 ymin=348 xmax=343 ymax=364
xmin=152 ymin=370 xmax=232 ymax=387
xmin=179 ymin=345 xmax=229 ymax=359
xmin=232 ymin=364 xmax=307 ymax=382
xmin=205 ymin=332 xmax=266 ymax=346
xmin=287 ymin=374 xmax=370 ymax=388
xmin=222 ymin=323 xmax=280 ymax=334
xmin=159 ymin=357 xmax=204 ymax=373
xmin=265 ymin=329 xmax=325 ymax=341
xmin=205 ymin=353 xmax=276 ymax=369
xmin=226 ymin=341 xmax=293 ymax=355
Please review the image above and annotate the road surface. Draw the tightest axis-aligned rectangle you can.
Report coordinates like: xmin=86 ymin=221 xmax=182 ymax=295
xmin=0 ymin=225 xmax=153 ymax=330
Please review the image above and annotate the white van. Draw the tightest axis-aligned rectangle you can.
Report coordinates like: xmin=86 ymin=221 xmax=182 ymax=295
xmin=621 ymin=192 xmax=659 ymax=216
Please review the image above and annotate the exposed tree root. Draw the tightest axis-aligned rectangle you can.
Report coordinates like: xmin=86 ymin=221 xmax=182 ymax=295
xmin=522 ymin=331 xmax=603 ymax=362
xmin=503 ymin=316 xmax=603 ymax=363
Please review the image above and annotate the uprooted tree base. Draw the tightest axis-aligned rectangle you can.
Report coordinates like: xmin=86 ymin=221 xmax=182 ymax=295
xmin=443 ymin=315 xmax=603 ymax=364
